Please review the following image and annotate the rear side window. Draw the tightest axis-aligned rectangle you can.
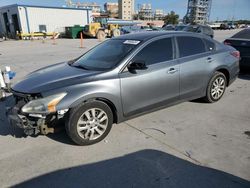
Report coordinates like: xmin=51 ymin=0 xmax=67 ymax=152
xmin=204 ymin=39 xmax=216 ymax=51
xmin=133 ymin=38 xmax=173 ymax=66
xmin=177 ymin=36 xmax=206 ymax=57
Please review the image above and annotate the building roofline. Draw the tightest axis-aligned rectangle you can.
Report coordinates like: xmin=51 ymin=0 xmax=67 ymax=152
xmin=0 ymin=4 xmax=91 ymax=11
xmin=0 ymin=4 xmax=17 ymax=9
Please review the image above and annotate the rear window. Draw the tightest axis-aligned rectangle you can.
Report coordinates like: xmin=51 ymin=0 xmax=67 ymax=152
xmin=183 ymin=26 xmax=199 ymax=32
xmin=204 ymin=39 xmax=216 ymax=51
xmin=232 ymin=29 xmax=250 ymax=39
xmin=177 ymin=36 xmax=206 ymax=57
xmin=203 ymin=26 xmax=212 ymax=35
xmin=175 ymin=25 xmax=186 ymax=31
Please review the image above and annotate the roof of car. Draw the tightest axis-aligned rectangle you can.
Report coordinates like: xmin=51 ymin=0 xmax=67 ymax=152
xmin=115 ymin=31 xmax=196 ymax=41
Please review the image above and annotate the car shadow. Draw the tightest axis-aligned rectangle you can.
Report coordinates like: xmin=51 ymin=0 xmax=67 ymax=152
xmin=47 ymin=128 xmax=76 ymax=146
xmin=0 ymin=95 xmax=25 ymax=138
xmin=238 ymin=71 xmax=250 ymax=81
xmin=190 ymin=98 xmax=206 ymax=103
xmin=13 ymin=149 xmax=250 ymax=188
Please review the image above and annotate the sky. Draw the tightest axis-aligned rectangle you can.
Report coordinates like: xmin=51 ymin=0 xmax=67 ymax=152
xmin=0 ymin=0 xmax=249 ymax=21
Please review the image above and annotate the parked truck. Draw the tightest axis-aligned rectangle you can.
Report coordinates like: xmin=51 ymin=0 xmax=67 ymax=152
xmin=208 ymin=23 xmax=221 ymax=30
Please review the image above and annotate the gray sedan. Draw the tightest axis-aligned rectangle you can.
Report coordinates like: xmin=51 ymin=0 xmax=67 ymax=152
xmin=8 ymin=31 xmax=239 ymax=145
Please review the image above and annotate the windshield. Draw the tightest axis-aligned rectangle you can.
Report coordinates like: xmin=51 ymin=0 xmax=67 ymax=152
xmin=73 ymin=39 xmax=140 ymax=71
xmin=175 ymin=26 xmax=186 ymax=31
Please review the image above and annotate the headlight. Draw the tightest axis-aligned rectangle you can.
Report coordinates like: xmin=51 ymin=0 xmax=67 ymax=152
xmin=22 ymin=93 xmax=67 ymax=114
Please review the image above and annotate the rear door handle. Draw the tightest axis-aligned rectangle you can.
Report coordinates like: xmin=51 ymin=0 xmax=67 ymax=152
xmin=168 ymin=68 xmax=178 ymax=74
xmin=207 ymin=57 xmax=213 ymax=63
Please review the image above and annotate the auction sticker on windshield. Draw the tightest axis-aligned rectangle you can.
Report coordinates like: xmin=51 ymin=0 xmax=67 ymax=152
xmin=123 ymin=40 xmax=141 ymax=45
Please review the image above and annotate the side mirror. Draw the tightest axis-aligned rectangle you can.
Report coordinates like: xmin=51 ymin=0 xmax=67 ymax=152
xmin=128 ymin=60 xmax=147 ymax=71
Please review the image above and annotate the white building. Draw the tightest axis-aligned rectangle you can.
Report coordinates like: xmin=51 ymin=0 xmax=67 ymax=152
xmin=104 ymin=2 xmax=119 ymax=18
xmin=118 ymin=0 xmax=134 ymax=20
xmin=155 ymin=9 xmax=164 ymax=20
xmin=138 ymin=4 xmax=154 ymax=21
xmin=73 ymin=2 xmax=101 ymax=17
xmin=0 ymin=4 xmax=92 ymax=38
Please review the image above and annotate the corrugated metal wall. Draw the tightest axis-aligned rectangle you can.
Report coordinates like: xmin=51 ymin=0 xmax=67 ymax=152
xmin=18 ymin=6 xmax=92 ymax=33
xmin=0 ymin=5 xmax=92 ymax=36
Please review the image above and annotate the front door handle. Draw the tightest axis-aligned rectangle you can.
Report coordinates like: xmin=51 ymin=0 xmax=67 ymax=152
xmin=207 ymin=57 xmax=213 ymax=63
xmin=168 ymin=68 xmax=178 ymax=74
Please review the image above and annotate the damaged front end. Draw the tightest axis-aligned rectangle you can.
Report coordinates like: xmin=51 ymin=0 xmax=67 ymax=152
xmin=7 ymin=90 xmax=68 ymax=136
xmin=1 ymin=66 xmax=69 ymax=136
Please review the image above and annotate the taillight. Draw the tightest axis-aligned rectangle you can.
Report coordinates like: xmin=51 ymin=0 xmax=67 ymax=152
xmin=231 ymin=51 xmax=240 ymax=58
xmin=224 ymin=40 xmax=231 ymax=46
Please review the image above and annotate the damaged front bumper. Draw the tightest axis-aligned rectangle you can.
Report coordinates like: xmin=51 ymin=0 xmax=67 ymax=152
xmin=7 ymin=104 xmax=57 ymax=136
xmin=7 ymin=106 xmax=46 ymax=135
xmin=6 ymin=91 xmax=66 ymax=136
xmin=2 ymin=66 xmax=62 ymax=136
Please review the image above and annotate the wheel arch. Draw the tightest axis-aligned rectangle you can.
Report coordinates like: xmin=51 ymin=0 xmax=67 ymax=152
xmin=215 ymin=68 xmax=230 ymax=86
xmin=69 ymin=96 xmax=119 ymax=124
xmin=95 ymin=97 xmax=118 ymax=124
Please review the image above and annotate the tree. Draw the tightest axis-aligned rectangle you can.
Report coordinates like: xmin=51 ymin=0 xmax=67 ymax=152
xmin=164 ymin=11 xmax=179 ymax=25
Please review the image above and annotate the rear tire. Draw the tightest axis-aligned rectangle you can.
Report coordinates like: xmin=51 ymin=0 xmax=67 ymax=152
xmin=66 ymin=101 xmax=113 ymax=146
xmin=204 ymin=71 xmax=227 ymax=103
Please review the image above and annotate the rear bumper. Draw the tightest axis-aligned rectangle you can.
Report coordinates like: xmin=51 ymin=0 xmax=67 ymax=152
xmin=229 ymin=65 xmax=239 ymax=86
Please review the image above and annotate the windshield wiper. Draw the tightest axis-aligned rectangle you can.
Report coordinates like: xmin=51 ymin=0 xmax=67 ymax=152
xmin=71 ymin=64 xmax=89 ymax=70
xmin=67 ymin=59 xmax=77 ymax=65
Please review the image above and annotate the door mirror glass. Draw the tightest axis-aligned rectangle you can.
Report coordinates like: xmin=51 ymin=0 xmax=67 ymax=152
xmin=128 ymin=60 xmax=147 ymax=71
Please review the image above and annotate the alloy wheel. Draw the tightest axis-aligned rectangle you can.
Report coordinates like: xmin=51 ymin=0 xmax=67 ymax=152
xmin=211 ymin=76 xmax=226 ymax=100
xmin=76 ymin=108 xmax=108 ymax=141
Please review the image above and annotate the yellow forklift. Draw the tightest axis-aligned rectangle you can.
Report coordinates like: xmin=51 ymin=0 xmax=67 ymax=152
xmin=83 ymin=17 xmax=139 ymax=40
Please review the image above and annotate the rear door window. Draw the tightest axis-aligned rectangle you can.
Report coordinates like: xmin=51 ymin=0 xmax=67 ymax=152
xmin=132 ymin=38 xmax=173 ymax=66
xmin=177 ymin=36 xmax=206 ymax=58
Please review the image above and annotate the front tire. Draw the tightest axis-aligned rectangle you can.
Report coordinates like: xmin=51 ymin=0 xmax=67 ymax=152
xmin=96 ymin=30 xmax=106 ymax=41
xmin=204 ymin=72 xmax=227 ymax=103
xmin=112 ymin=29 xmax=121 ymax=38
xmin=66 ymin=101 xmax=113 ymax=145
